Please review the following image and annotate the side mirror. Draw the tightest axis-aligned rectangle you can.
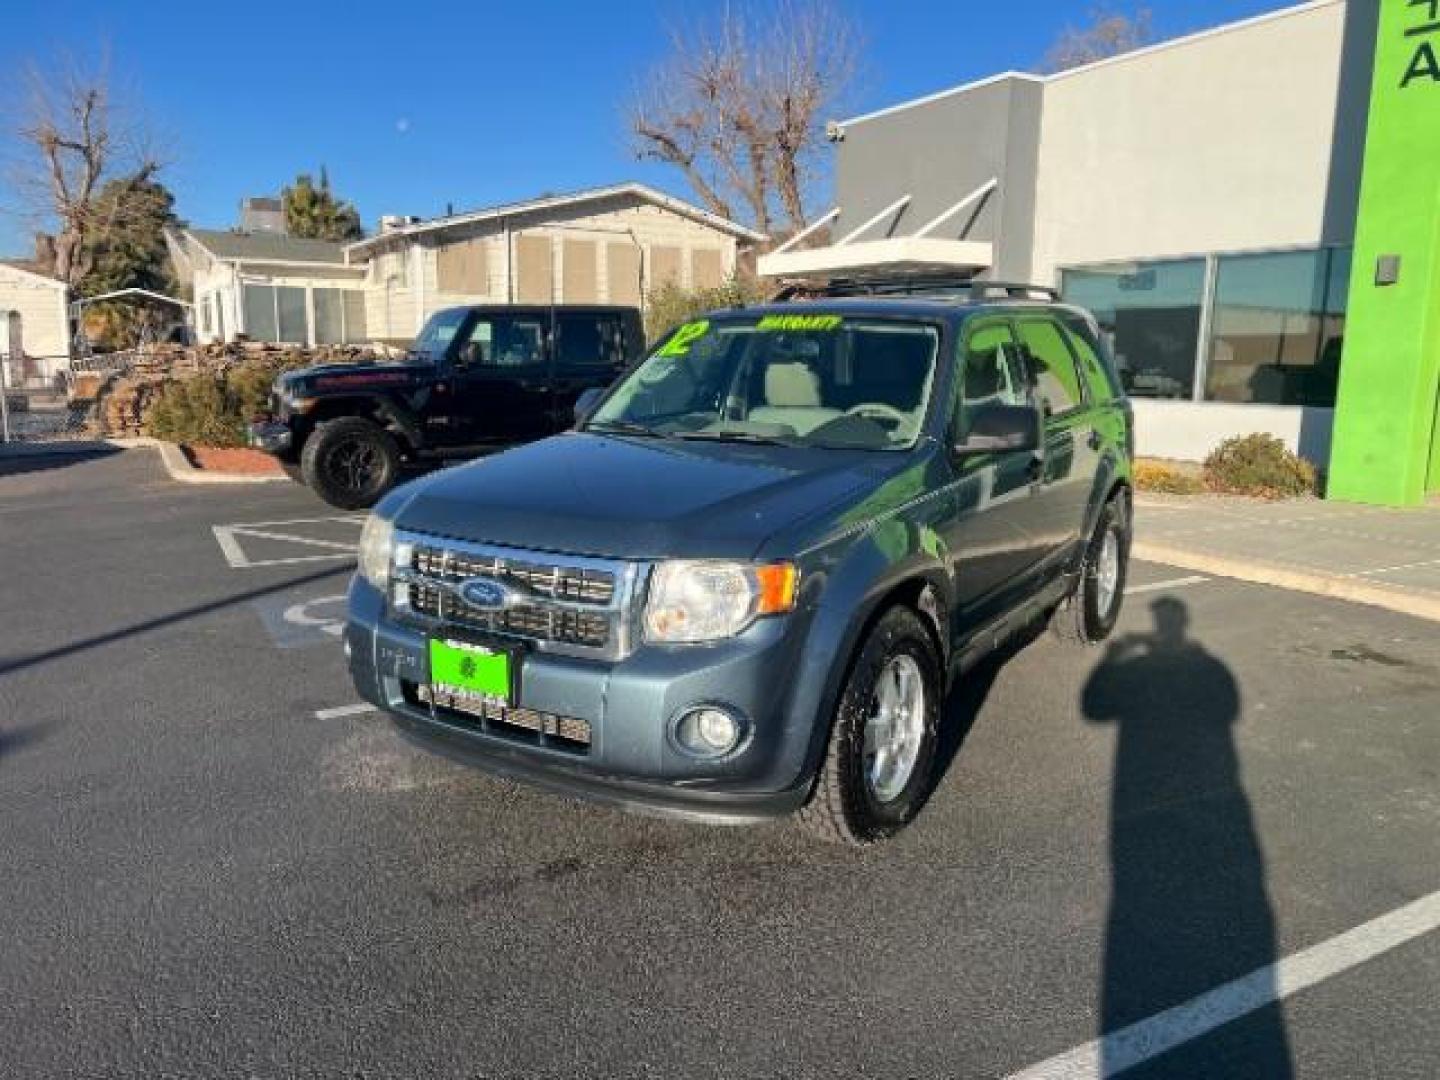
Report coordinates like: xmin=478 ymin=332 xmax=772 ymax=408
xmin=574 ymin=387 xmax=605 ymax=425
xmin=954 ymin=403 xmax=1040 ymax=456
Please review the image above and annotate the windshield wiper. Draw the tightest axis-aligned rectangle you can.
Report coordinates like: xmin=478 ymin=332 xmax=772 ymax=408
xmin=672 ymin=429 xmax=803 ymax=447
xmin=585 ymin=420 xmax=669 ymax=439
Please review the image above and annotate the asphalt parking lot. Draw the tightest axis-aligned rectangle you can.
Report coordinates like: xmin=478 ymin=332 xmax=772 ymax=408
xmin=2 ymin=448 xmax=1438 ymax=1079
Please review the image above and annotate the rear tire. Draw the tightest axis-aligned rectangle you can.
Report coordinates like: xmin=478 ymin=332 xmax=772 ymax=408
xmin=798 ymin=606 xmax=942 ymax=846
xmin=300 ymin=417 xmax=401 ymax=510
xmin=1053 ymin=493 xmax=1130 ymax=645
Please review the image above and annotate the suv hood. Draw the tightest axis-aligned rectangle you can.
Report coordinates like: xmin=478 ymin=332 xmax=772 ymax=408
xmin=280 ymin=362 xmax=428 ymax=394
xmin=388 ymin=433 xmax=914 ymax=560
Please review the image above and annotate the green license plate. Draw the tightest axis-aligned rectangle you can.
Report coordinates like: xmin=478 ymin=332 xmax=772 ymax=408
xmin=428 ymin=638 xmax=513 ymax=704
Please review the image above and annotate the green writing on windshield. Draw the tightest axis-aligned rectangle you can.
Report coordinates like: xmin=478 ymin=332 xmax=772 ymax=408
xmin=756 ymin=314 xmax=843 ymax=332
xmin=655 ymin=320 xmax=709 ymax=357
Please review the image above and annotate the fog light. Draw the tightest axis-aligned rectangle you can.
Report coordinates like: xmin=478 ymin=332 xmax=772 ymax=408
xmin=673 ymin=705 xmax=745 ymax=758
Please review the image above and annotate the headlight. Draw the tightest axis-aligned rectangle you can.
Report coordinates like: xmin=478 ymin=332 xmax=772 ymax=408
xmin=357 ymin=514 xmax=395 ymax=589
xmin=644 ymin=560 xmax=798 ymax=644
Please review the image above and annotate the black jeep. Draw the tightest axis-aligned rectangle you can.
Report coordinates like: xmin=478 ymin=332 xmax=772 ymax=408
xmin=249 ymin=304 xmax=643 ymax=509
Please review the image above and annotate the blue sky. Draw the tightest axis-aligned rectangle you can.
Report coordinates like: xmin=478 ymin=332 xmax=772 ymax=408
xmin=0 ymin=0 xmax=1287 ymax=254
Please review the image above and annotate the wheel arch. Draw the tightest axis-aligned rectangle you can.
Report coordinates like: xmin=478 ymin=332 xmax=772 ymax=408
xmin=304 ymin=395 xmax=419 ymax=455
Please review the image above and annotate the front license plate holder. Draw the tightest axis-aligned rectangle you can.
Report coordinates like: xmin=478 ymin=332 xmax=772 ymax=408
xmin=426 ymin=636 xmax=520 ymax=713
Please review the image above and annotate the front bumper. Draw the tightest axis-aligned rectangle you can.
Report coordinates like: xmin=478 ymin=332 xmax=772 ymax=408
xmin=345 ymin=575 xmax=822 ymax=824
xmin=247 ymin=419 xmax=292 ymax=455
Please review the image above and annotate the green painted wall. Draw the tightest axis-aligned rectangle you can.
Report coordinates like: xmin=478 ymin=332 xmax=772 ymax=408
xmin=1328 ymin=0 xmax=1440 ymax=506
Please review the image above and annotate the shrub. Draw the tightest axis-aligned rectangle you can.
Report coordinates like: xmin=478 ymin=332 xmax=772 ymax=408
xmin=1133 ymin=460 xmax=1205 ymax=495
xmin=1203 ymin=434 xmax=1317 ymax=498
xmin=146 ymin=375 xmax=246 ymax=447
xmin=145 ymin=354 xmax=317 ymax=448
xmin=644 ymin=276 xmax=771 ymax=343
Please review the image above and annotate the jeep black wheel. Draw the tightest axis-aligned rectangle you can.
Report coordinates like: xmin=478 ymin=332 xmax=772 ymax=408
xmin=1053 ymin=493 xmax=1130 ymax=645
xmin=300 ymin=417 xmax=401 ymax=510
xmin=798 ymin=606 xmax=942 ymax=845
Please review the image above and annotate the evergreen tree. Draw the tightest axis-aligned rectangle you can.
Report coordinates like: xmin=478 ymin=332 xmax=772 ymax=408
xmin=78 ymin=173 xmax=183 ymax=348
xmin=283 ymin=170 xmax=363 ymax=241
xmin=81 ymin=174 xmax=180 ymax=297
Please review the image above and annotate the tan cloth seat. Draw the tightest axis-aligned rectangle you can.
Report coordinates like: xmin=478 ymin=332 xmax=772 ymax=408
xmin=749 ymin=362 xmax=842 ymax=435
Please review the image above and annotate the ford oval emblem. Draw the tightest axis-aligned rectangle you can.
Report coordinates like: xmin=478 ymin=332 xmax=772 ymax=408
xmin=459 ymin=577 xmax=511 ymax=611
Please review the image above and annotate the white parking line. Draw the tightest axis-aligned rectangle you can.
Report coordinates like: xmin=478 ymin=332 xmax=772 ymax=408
xmin=1124 ymin=575 xmax=1209 ymax=596
xmin=213 ymin=515 xmax=365 ymax=569
xmin=1004 ymin=888 xmax=1440 ymax=1080
xmin=314 ymin=703 xmax=377 ymax=720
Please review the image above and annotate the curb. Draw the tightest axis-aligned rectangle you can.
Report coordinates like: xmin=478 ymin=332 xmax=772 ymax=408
xmin=1132 ymin=539 xmax=1440 ymax=624
xmin=154 ymin=441 xmax=291 ymax=485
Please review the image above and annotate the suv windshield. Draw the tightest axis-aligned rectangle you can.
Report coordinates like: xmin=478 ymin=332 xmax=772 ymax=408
xmin=587 ymin=314 xmax=940 ymax=450
xmin=410 ymin=308 xmax=469 ymax=361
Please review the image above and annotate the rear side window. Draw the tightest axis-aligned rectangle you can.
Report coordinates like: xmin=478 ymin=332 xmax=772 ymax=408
xmin=1058 ymin=312 xmax=1122 ymax=403
xmin=556 ymin=313 xmax=630 ymax=372
xmin=1017 ymin=319 xmax=1086 ymax=417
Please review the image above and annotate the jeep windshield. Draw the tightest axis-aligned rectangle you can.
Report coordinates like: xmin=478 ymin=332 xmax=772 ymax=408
xmin=409 ymin=308 xmax=469 ymax=362
xmin=586 ymin=313 xmax=940 ymax=450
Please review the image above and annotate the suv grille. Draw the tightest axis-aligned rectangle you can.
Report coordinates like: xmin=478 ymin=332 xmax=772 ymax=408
xmin=394 ymin=532 xmax=638 ymax=660
xmin=411 ymin=545 xmax=615 ymax=605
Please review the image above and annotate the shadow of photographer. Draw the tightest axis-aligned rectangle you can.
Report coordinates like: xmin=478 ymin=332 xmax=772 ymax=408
xmin=1081 ymin=597 xmax=1292 ymax=1077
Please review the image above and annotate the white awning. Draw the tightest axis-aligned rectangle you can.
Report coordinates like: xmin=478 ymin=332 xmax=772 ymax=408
xmin=757 ymin=177 xmax=999 ymax=281
xmin=758 ymin=236 xmax=993 ymax=279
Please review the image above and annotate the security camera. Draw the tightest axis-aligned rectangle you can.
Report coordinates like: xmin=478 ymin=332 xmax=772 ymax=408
xmin=825 ymin=120 xmax=845 ymax=142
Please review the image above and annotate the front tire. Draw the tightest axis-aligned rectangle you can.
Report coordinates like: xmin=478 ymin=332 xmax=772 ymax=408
xmin=1053 ymin=493 xmax=1130 ymax=645
xmin=300 ymin=417 xmax=401 ymax=510
xmin=798 ymin=606 xmax=942 ymax=845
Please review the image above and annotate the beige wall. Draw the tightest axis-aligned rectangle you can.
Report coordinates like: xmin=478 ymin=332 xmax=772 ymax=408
xmin=0 ymin=267 xmax=68 ymax=379
xmin=364 ymin=192 xmax=741 ymax=337
xmin=1032 ymin=0 xmax=1352 ymax=282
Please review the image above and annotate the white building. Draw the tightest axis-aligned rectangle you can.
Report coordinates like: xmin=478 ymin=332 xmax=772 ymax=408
xmin=346 ymin=183 xmax=766 ymax=341
xmin=760 ymin=0 xmax=1376 ymax=467
xmin=0 ymin=261 xmax=72 ymax=387
xmin=168 ymin=183 xmax=765 ymax=348
xmin=165 ymin=228 xmax=368 ymax=347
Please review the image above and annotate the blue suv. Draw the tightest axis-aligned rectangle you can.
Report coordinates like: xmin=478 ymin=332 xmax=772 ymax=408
xmin=345 ymin=281 xmax=1133 ymax=844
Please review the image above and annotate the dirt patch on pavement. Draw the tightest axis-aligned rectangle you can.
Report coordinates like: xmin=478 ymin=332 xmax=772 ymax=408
xmin=182 ymin=445 xmax=284 ymax=475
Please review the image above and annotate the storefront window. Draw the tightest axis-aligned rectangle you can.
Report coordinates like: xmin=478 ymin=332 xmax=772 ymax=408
xmin=1205 ymin=248 xmax=1349 ymax=407
xmin=1061 ymin=259 xmax=1206 ymax=399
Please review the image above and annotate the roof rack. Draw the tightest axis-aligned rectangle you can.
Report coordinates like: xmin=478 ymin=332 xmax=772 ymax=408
xmin=966 ymin=281 xmax=1060 ymax=301
xmin=769 ymin=274 xmax=1059 ymax=303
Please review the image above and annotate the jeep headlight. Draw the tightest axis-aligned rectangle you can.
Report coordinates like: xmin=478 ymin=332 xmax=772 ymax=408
xmin=644 ymin=561 xmax=798 ymax=644
xmin=357 ymin=514 xmax=395 ymax=590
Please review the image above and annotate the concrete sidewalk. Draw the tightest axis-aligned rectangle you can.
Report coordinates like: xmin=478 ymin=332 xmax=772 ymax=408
xmin=1133 ymin=494 xmax=1440 ymax=622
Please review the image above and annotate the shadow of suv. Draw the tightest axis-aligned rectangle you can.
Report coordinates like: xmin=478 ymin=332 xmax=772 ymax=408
xmin=345 ymin=281 xmax=1134 ymax=843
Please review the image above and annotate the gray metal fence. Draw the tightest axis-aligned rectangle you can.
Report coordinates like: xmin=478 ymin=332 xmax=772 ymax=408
xmin=0 ymin=354 xmax=96 ymax=444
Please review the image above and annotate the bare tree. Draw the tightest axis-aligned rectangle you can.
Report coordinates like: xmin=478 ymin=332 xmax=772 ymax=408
xmin=1043 ymin=6 xmax=1155 ymax=73
xmin=629 ymin=1 xmax=859 ymax=240
xmin=9 ymin=52 xmax=163 ymax=288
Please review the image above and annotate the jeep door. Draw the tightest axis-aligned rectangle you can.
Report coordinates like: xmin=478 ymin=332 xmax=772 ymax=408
xmin=1014 ymin=316 xmax=1100 ymax=578
xmin=551 ymin=311 xmax=633 ymax=429
xmin=945 ymin=319 xmax=1047 ymax=631
xmin=446 ymin=311 xmax=554 ymax=444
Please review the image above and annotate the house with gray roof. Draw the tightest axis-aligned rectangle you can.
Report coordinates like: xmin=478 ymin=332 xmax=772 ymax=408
xmin=168 ymin=182 xmax=764 ymax=346
xmin=165 ymin=226 xmax=368 ymax=346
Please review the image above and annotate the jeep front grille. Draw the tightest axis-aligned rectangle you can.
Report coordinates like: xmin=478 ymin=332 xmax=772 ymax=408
xmin=392 ymin=531 xmax=640 ymax=661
